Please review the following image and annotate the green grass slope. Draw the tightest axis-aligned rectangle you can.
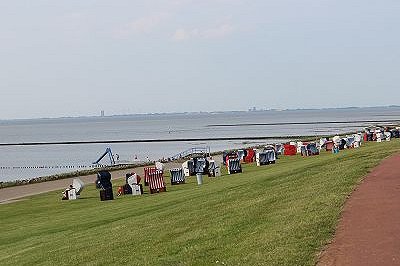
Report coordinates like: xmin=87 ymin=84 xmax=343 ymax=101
xmin=0 ymin=140 xmax=399 ymax=266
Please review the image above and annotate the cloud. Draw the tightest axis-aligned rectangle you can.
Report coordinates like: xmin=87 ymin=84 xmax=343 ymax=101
xmin=172 ymin=23 xmax=234 ymax=41
xmin=115 ymin=13 xmax=169 ymax=38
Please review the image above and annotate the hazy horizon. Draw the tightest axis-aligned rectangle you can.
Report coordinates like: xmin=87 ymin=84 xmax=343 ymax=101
xmin=1 ymin=0 xmax=399 ymax=119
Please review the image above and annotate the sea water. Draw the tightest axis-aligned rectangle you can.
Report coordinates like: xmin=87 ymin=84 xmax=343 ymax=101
xmin=1 ymin=107 xmax=399 ymax=181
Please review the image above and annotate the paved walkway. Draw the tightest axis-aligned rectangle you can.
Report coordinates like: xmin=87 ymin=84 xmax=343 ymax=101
xmin=318 ymin=153 xmax=400 ymax=266
xmin=0 ymin=157 xmax=214 ymax=204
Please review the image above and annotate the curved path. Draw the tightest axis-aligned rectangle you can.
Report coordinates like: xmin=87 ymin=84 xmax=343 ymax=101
xmin=318 ymin=153 xmax=400 ymax=266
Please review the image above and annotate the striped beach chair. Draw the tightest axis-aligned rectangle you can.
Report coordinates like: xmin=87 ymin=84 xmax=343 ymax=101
xmin=256 ymin=152 xmax=269 ymax=166
xmin=227 ymin=158 xmax=242 ymax=174
xmin=194 ymin=157 xmax=208 ymax=175
xmin=266 ymin=149 xmax=276 ymax=163
xmin=256 ymin=150 xmax=276 ymax=166
xmin=170 ymin=168 xmax=185 ymax=185
xmin=144 ymin=167 xmax=157 ymax=186
xmin=148 ymin=170 xmax=166 ymax=194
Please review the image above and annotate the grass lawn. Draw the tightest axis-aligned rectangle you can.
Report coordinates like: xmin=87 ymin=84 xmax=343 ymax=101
xmin=1 ymin=140 xmax=399 ymax=265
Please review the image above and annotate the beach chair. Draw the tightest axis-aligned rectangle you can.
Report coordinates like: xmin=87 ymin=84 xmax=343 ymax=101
xmin=144 ymin=167 xmax=157 ymax=186
xmin=283 ymin=144 xmax=297 ymax=156
xmin=244 ymin=149 xmax=255 ymax=163
xmin=72 ymin=178 xmax=84 ymax=197
xmin=148 ymin=170 xmax=166 ymax=194
xmin=366 ymin=132 xmax=373 ymax=141
xmin=117 ymin=173 xmax=135 ymax=195
xmin=97 ymin=171 xmax=112 ymax=188
xmin=208 ymin=160 xmax=221 ymax=177
xmin=182 ymin=160 xmax=195 ymax=177
xmin=376 ymin=132 xmax=383 ymax=142
xmin=126 ymin=173 xmax=143 ymax=195
xmin=227 ymin=158 xmax=242 ymax=174
xmin=193 ymin=157 xmax=209 ymax=175
xmin=62 ymin=185 xmax=76 ymax=200
xmin=237 ymin=149 xmax=246 ymax=162
xmin=97 ymin=171 xmax=114 ymax=201
xmin=223 ymin=151 xmax=238 ymax=165
xmin=256 ymin=150 xmax=276 ymax=166
xmin=126 ymin=172 xmax=141 ymax=185
xmin=325 ymin=141 xmax=334 ymax=151
xmin=319 ymin=138 xmax=327 ymax=149
xmin=384 ymin=132 xmax=391 ymax=141
xmin=390 ymin=129 xmax=400 ymax=138
xmin=265 ymin=145 xmax=278 ymax=160
xmin=339 ymin=139 xmax=346 ymax=150
xmin=346 ymin=137 xmax=355 ymax=148
xmin=332 ymin=135 xmax=341 ymax=145
xmin=62 ymin=177 xmax=85 ymax=200
xmin=296 ymin=142 xmax=303 ymax=154
xmin=267 ymin=149 xmax=277 ymax=162
xmin=170 ymin=168 xmax=185 ymax=185
xmin=67 ymin=188 xmax=77 ymax=200
xmin=353 ymin=134 xmax=362 ymax=148
xmin=130 ymin=184 xmax=143 ymax=195
xmin=100 ymin=188 xmax=114 ymax=201
xmin=307 ymin=143 xmax=319 ymax=156
xmin=256 ymin=152 xmax=269 ymax=166
xmin=275 ymin=144 xmax=284 ymax=155
xmin=155 ymin=161 xmax=164 ymax=171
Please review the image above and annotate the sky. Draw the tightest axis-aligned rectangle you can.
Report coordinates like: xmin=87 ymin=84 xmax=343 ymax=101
xmin=0 ymin=0 xmax=399 ymax=119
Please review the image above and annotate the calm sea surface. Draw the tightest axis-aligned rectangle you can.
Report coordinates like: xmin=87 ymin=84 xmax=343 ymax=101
xmin=1 ymin=107 xmax=400 ymax=182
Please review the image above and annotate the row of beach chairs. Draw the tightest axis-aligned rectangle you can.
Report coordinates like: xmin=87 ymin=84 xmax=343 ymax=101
xmin=62 ymin=149 xmax=281 ymax=201
xmin=62 ymin=126 xmax=400 ymax=201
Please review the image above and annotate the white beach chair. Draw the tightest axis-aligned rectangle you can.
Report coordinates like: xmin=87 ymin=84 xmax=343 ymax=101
xmin=67 ymin=188 xmax=77 ymax=200
xmin=155 ymin=161 xmax=164 ymax=171
xmin=384 ymin=132 xmax=391 ymax=141
xmin=72 ymin=178 xmax=84 ymax=197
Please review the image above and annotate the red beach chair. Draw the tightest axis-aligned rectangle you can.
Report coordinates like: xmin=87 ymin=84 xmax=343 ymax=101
xmin=148 ymin=170 xmax=166 ymax=194
xmin=283 ymin=144 xmax=297 ymax=156
xmin=144 ymin=167 xmax=157 ymax=186
xmin=325 ymin=141 xmax=334 ymax=151
xmin=244 ymin=149 xmax=255 ymax=163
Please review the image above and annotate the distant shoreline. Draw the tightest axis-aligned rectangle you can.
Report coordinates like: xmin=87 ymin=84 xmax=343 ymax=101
xmin=1 ymin=105 xmax=399 ymax=122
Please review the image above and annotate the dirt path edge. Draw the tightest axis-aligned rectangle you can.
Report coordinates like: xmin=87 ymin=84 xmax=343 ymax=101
xmin=318 ymin=153 xmax=400 ymax=266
